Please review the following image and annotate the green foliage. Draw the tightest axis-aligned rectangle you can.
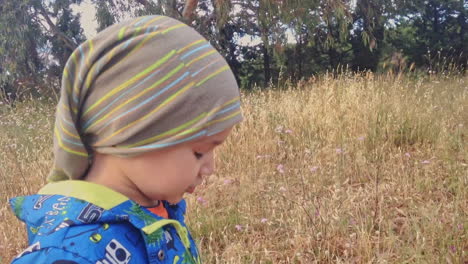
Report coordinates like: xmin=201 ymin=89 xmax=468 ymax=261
xmin=0 ymin=0 xmax=44 ymax=98
xmin=0 ymin=0 xmax=466 ymax=97
xmin=389 ymin=0 xmax=467 ymax=72
xmin=48 ymin=0 xmax=86 ymax=77
xmin=0 ymin=0 xmax=84 ymax=100
xmin=95 ymin=1 xmax=116 ymax=31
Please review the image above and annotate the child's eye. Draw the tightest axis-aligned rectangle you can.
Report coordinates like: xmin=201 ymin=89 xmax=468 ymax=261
xmin=194 ymin=152 xmax=204 ymax=159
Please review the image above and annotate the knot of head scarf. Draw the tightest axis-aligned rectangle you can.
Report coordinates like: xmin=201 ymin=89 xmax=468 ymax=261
xmin=50 ymin=15 xmax=243 ymax=181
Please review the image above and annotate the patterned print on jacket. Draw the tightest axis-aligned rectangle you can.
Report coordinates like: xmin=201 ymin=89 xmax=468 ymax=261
xmin=9 ymin=181 xmax=200 ymax=264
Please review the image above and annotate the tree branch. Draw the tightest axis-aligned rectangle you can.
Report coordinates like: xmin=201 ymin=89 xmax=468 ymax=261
xmin=35 ymin=3 xmax=77 ymax=50
xmin=134 ymin=0 xmax=152 ymax=8
xmin=182 ymin=0 xmax=199 ymax=23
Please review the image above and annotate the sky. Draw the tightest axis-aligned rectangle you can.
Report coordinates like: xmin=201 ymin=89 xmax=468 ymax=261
xmin=71 ymin=1 xmax=97 ymax=39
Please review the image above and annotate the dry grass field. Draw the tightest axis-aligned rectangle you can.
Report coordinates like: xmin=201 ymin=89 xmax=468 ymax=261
xmin=1 ymin=73 xmax=467 ymax=263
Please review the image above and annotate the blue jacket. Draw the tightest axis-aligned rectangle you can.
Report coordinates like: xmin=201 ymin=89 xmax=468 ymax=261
xmin=9 ymin=181 xmax=201 ymax=264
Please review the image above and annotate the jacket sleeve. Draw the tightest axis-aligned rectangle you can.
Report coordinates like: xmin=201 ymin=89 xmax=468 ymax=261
xmin=11 ymin=246 xmax=93 ymax=264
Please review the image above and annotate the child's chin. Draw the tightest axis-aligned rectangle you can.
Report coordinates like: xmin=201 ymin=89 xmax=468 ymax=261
xmin=166 ymin=196 xmax=184 ymax=205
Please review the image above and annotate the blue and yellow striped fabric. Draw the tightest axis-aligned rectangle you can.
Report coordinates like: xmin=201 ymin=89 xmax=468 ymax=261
xmin=50 ymin=15 xmax=243 ymax=181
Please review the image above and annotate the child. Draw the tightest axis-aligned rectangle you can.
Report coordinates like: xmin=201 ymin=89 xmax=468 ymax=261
xmin=9 ymin=15 xmax=242 ymax=264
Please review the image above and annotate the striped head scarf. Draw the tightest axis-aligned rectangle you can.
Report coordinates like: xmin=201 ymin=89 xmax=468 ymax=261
xmin=50 ymin=15 xmax=243 ymax=181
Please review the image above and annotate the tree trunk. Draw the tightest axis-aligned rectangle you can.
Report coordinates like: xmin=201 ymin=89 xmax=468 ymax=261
xmin=328 ymin=47 xmax=339 ymax=71
xmin=182 ymin=0 xmax=199 ymax=23
xmin=262 ymin=36 xmax=271 ymax=87
xmin=295 ymin=34 xmax=303 ymax=82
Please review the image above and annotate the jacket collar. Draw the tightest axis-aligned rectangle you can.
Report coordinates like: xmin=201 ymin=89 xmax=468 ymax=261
xmin=37 ymin=180 xmax=191 ymax=248
xmin=38 ymin=180 xmax=128 ymax=210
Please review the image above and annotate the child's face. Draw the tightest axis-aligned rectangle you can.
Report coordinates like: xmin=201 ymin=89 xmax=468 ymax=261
xmin=119 ymin=127 xmax=233 ymax=205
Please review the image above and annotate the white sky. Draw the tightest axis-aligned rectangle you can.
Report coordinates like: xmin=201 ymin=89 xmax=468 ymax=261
xmin=72 ymin=1 xmax=97 ymax=39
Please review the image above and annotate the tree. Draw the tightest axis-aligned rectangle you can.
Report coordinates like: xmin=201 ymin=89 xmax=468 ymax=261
xmin=44 ymin=0 xmax=86 ymax=77
xmin=387 ymin=0 xmax=467 ymax=72
xmin=0 ymin=0 xmax=44 ymax=98
xmin=0 ymin=0 xmax=85 ymax=99
xmin=350 ymin=0 xmax=388 ymax=71
xmin=2 ymin=0 xmax=466 ymax=99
